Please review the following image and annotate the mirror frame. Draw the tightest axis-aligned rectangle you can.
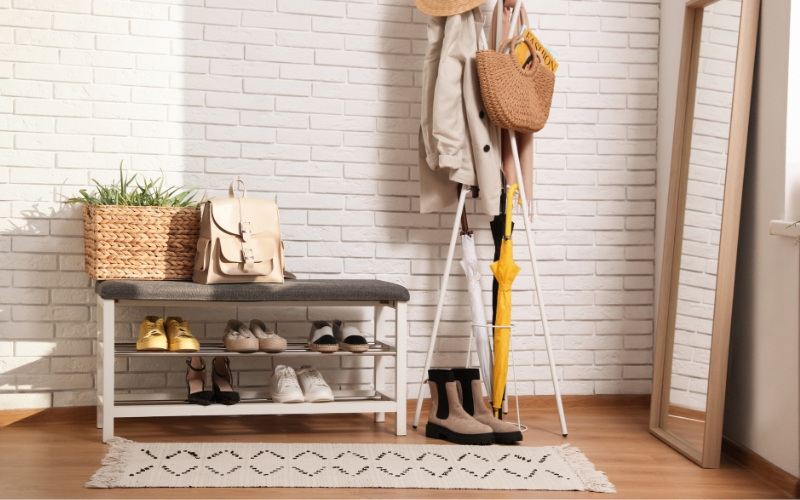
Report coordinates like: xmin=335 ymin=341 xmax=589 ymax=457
xmin=650 ymin=0 xmax=761 ymax=469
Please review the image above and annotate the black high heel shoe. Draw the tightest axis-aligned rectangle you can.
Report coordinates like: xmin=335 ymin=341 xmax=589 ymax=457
xmin=212 ymin=357 xmax=240 ymax=405
xmin=186 ymin=357 xmax=214 ymax=406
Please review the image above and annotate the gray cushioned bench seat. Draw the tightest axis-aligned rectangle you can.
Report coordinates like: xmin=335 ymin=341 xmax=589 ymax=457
xmin=95 ymin=279 xmax=410 ymax=303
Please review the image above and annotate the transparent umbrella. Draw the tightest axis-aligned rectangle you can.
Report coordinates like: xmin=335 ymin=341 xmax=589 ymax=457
xmin=460 ymin=233 xmax=492 ymax=399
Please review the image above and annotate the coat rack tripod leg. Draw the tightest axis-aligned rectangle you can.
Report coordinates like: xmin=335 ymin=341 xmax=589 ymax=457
xmin=509 ymin=130 xmax=568 ymax=437
xmin=412 ymin=186 xmax=469 ymax=429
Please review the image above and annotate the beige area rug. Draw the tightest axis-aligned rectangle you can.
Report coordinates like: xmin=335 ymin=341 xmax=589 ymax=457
xmin=87 ymin=438 xmax=615 ymax=492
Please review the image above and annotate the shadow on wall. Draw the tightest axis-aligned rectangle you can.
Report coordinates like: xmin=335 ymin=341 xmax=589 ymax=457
xmin=0 ymin=177 xmax=390 ymax=409
xmin=0 ymin=202 xmax=95 ymax=409
xmin=0 ymin=1 xmax=423 ymax=410
xmin=722 ymin=23 xmax=761 ymax=442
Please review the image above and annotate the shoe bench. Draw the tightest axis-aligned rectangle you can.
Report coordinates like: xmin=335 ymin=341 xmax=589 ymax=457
xmin=95 ymin=279 xmax=409 ymax=443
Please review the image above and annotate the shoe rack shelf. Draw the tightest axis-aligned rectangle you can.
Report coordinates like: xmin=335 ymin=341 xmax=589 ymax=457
xmin=114 ymin=341 xmax=397 ymax=357
xmin=94 ymin=280 xmax=408 ymax=443
xmin=112 ymin=390 xmax=395 ymax=419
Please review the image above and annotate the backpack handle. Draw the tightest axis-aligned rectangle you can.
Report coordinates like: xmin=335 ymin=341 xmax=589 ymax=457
xmin=228 ymin=179 xmax=247 ymax=198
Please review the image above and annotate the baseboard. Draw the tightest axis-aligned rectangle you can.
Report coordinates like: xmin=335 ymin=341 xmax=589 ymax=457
xmin=2 ymin=395 xmax=650 ymax=428
xmin=408 ymin=394 xmax=650 ymax=413
xmin=722 ymin=436 xmax=800 ymax=498
xmin=668 ymin=403 xmax=705 ymax=421
xmin=0 ymin=405 xmax=96 ymax=427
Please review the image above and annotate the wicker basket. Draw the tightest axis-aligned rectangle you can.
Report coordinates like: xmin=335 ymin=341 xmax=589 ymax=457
xmin=82 ymin=204 xmax=201 ymax=281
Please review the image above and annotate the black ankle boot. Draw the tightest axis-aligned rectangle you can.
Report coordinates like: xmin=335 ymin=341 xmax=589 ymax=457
xmin=452 ymin=367 xmax=523 ymax=444
xmin=452 ymin=368 xmax=482 ymax=416
xmin=425 ymin=369 xmax=495 ymax=445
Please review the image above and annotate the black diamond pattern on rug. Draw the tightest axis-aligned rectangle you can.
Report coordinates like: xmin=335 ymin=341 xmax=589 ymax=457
xmin=89 ymin=440 xmax=615 ymax=492
xmin=291 ymin=449 xmax=327 ymax=477
xmin=457 ymin=452 xmax=495 ymax=479
xmin=417 ymin=452 xmax=453 ymax=478
xmin=249 ymin=449 xmax=285 ymax=477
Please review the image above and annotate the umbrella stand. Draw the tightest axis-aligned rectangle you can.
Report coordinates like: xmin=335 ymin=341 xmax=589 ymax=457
xmin=466 ymin=324 xmax=510 ymax=413
xmin=472 ymin=323 xmax=525 ymax=432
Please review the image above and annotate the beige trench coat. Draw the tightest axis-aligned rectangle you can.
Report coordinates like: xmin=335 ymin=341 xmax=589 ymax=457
xmin=419 ymin=8 xmax=502 ymax=216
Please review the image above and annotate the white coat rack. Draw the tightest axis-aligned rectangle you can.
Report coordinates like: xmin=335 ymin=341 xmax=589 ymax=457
xmin=412 ymin=0 xmax=568 ymax=437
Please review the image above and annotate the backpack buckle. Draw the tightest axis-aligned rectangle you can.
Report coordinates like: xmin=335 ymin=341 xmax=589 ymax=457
xmin=240 ymin=221 xmax=252 ymax=242
xmin=241 ymin=245 xmax=255 ymax=270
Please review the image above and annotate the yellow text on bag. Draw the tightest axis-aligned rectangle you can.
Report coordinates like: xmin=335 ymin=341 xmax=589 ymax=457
xmin=514 ymin=28 xmax=558 ymax=74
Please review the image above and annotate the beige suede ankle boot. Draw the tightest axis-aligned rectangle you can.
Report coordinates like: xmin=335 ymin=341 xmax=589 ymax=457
xmin=426 ymin=369 xmax=495 ymax=445
xmin=453 ymin=368 xmax=523 ymax=444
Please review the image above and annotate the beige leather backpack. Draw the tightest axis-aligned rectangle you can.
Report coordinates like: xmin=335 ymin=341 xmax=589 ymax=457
xmin=193 ymin=180 xmax=284 ymax=284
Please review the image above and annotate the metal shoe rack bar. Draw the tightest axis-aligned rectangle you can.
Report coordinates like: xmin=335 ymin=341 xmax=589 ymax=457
xmin=114 ymin=341 xmax=397 ymax=357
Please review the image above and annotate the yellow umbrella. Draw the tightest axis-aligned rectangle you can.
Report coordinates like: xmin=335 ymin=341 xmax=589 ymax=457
xmin=489 ymin=184 xmax=522 ymax=418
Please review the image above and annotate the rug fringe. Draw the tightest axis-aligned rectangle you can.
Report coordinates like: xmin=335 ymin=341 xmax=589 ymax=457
xmin=556 ymin=444 xmax=616 ymax=493
xmin=85 ymin=437 xmax=133 ymax=489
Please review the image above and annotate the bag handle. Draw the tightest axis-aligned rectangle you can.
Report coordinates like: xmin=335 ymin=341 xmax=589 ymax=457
xmin=228 ymin=179 xmax=247 ymax=198
xmin=499 ymin=35 xmax=542 ymax=70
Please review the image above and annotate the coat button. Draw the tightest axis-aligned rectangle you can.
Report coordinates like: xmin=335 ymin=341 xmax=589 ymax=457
xmin=479 ymin=111 xmax=485 ymax=119
xmin=483 ymin=145 xmax=490 ymax=152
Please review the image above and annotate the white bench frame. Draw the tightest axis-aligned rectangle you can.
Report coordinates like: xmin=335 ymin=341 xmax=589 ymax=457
xmin=96 ymin=297 xmax=407 ymax=443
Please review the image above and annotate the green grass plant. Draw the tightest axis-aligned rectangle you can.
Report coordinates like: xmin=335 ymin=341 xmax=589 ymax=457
xmin=66 ymin=162 xmax=203 ymax=208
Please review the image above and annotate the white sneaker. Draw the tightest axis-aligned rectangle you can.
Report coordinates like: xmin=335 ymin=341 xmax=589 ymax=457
xmin=296 ymin=365 xmax=334 ymax=403
xmin=270 ymin=365 xmax=304 ymax=403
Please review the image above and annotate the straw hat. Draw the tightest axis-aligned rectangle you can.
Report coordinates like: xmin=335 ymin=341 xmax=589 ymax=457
xmin=414 ymin=0 xmax=485 ymax=17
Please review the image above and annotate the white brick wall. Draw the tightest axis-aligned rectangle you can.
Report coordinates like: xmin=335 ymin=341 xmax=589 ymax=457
xmin=670 ymin=0 xmax=739 ymax=412
xmin=0 ymin=0 xmax=659 ymax=410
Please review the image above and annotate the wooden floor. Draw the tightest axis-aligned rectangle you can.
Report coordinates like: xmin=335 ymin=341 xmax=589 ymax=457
xmin=0 ymin=396 xmax=791 ymax=499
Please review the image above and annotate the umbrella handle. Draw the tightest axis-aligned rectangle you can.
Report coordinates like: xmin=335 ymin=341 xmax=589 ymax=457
xmin=505 ymin=184 xmax=518 ymax=238
xmin=460 ymin=207 xmax=471 ymax=236
xmin=457 ymin=184 xmax=473 ymax=236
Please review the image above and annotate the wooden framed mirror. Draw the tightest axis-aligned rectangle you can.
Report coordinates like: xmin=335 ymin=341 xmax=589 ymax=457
xmin=650 ymin=0 xmax=760 ymax=468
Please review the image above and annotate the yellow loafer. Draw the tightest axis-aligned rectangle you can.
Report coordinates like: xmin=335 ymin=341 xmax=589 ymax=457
xmin=166 ymin=316 xmax=200 ymax=352
xmin=136 ymin=316 xmax=168 ymax=351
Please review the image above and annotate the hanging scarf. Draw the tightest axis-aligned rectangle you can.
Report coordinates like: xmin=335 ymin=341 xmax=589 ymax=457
xmin=490 ymin=0 xmax=534 ymax=213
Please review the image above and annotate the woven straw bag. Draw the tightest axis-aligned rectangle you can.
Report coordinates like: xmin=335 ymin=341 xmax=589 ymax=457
xmin=476 ymin=35 xmax=555 ymax=134
xmin=83 ymin=205 xmax=200 ymax=280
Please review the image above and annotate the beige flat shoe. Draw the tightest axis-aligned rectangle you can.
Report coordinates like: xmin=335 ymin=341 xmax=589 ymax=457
xmin=250 ymin=320 xmax=287 ymax=353
xmin=223 ymin=320 xmax=258 ymax=352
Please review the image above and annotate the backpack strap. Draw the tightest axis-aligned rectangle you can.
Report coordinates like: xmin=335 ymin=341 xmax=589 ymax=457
xmin=228 ymin=179 xmax=247 ymax=198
